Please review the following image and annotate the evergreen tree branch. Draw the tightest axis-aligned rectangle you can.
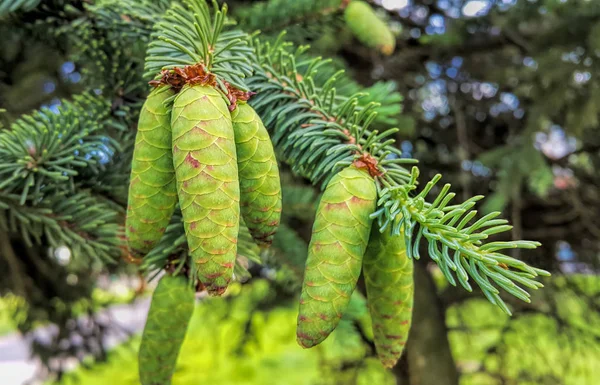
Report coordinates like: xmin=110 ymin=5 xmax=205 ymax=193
xmin=0 ymin=93 xmax=116 ymax=203
xmin=246 ymin=34 xmax=548 ymax=313
xmin=65 ymin=0 xmax=549 ymax=313
xmin=308 ymin=57 xmax=404 ymax=127
xmin=373 ymin=168 xmax=549 ymax=315
xmin=143 ymin=0 xmax=254 ymax=90
xmin=247 ymin=35 xmax=416 ymax=187
xmin=0 ymin=190 xmax=121 ymax=262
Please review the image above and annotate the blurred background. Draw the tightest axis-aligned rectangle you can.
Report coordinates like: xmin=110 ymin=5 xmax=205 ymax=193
xmin=0 ymin=0 xmax=599 ymax=384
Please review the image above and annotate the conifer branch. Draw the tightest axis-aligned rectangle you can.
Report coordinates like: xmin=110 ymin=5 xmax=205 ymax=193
xmin=143 ymin=0 xmax=254 ymax=90
xmin=373 ymin=168 xmax=550 ymax=315
xmin=244 ymin=36 xmax=550 ymax=313
xmin=247 ymin=35 xmax=417 ymax=187
xmin=8 ymin=0 xmax=542 ymax=314
xmin=141 ymin=0 xmax=549 ymax=314
xmin=306 ymin=58 xmax=404 ymax=127
xmin=0 ymin=191 xmax=121 ymax=262
xmin=0 ymin=93 xmax=116 ymax=203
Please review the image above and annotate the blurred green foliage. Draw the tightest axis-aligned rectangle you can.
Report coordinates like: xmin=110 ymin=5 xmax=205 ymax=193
xmin=44 ymin=275 xmax=600 ymax=385
xmin=0 ymin=294 xmax=26 ymax=336
xmin=0 ymin=286 xmax=136 ymax=337
xmin=448 ymin=275 xmax=600 ymax=385
xmin=51 ymin=280 xmax=394 ymax=385
xmin=2 ymin=0 xmax=600 ymax=383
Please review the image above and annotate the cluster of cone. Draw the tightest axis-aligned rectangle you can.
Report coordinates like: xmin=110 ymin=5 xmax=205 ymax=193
xmin=297 ymin=159 xmax=414 ymax=369
xmin=132 ymin=65 xmax=414 ymax=385
xmin=125 ymin=64 xmax=282 ymax=295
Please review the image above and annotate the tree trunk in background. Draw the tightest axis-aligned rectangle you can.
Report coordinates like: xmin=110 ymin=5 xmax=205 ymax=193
xmin=405 ymin=262 xmax=459 ymax=385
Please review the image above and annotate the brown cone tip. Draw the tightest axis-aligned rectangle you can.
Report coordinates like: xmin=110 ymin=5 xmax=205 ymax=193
xmin=353 ymin=153 xmax=382 ymax=177
xmin=149 ymin=64 xmax=256 ymax=111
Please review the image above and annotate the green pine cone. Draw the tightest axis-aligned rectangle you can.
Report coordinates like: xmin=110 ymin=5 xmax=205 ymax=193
xmin=231 ymin=102 xmax=282 ymax=246
xmin=363 ymin=225 xmax=414 ymax=368
xmin=171 ymin=85 xmax=240 ymax=296
xmin=297 ymin=165 xmax=377 ymax=348
xmin=139 ymin=274 xmax=195 ymax=385
xmin=344 ymin=1 xmax=396 ymax=55
xmin=126 ymin=87 xmax=177 ymax=257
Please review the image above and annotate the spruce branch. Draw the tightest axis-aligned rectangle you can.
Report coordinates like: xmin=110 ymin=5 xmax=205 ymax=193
xmin=0 ymin=191 xmax=121 ymax=262
xmin=373 ymin=167 xmax=550 ymax=315
xmin=247 ymin=35 xmax=548 ymax=313
xmin=0 ymin=92 xmax=130 ymax=263
xmin=135 ymin=0 xmax=548 ymax=313
xmin=0 ymin=93 xmax=117 ymax=203
xmin=308 ymin=57 xmax=404 ymax=127
xmin=143 ymin=0 xmax=254 ymax=90
xmin=247 ymin=35 xmax=417 ymax=187
xmin=353 ymin=82 xmax=404 ymax=127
